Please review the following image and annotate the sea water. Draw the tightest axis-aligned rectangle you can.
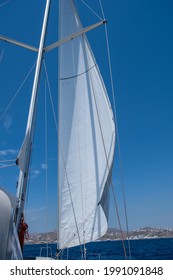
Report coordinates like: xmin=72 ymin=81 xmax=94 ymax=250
xmin=23 ymin=238 xmax=173 ymax=260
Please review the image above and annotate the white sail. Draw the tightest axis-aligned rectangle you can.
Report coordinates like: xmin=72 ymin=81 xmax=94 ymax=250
xmin=58 ymin=0 xmax=116 ymax=249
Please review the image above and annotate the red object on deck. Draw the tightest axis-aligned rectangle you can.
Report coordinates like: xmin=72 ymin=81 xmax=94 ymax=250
xmin=18 ymin=218 xmax=29 ymax=251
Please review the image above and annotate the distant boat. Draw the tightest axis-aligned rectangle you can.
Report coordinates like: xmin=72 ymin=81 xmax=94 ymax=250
xmin=0 ymin=0 xmax=116 ymax=259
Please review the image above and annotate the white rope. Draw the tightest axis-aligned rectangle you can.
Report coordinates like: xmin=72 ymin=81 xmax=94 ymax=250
xmin=0 ymin=61 xmax=36 ymax=122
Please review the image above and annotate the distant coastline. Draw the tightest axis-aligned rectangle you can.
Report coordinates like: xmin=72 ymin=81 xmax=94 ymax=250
xmin=25 ymin=227 xmax=173 ymax=245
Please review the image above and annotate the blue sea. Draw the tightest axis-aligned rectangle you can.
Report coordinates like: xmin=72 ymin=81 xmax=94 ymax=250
xmin=23 ymin=238 xmax=173 ymax=260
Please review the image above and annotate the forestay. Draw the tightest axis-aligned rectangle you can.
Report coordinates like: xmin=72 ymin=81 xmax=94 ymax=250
xmin=58 ymin=0 xmax=116 ymax=249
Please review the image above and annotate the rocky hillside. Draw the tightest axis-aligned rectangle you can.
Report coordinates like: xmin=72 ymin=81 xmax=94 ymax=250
xmin=25 ymin=227 xmax=173 ymax=244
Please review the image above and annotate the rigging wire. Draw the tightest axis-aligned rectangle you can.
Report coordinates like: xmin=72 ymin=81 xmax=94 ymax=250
xmin=0 ymin=61 xmax=36 ymax=122
xmin=43 ymin=59 xmax=85 ymax=259
xmin=80 ymin=0 xmax=103 ymax=21
xmin=100 ymin=1 xmax=132 ymax=259
xmin=0 ymin=0 xmax=11 ymax=8
xmin=80 ymin=0 xmax=131 ymax=260
xmin=0 ymin=62 xmax=37 ymax=222
xmin=106 ymin=27 xmax=132 ymax=260
xmin=98 ymin=0 xmax=105 ymax=20
xmin=0 ymin=158 xmax=16 ymax=162
xmin=84 ymin=48 xmax=128 ymax=260
xmin=0 ymin=47 xmax=4 ymax=64
xmin=43 ymin=60 xmax=58 ymax=132
xmin=0 ymin=158 xmax=16 ymax=168
xmin=0 ymin=163 xmax=15 ymax=168
xmin=44 ymin=79 xmax=49 ymax=258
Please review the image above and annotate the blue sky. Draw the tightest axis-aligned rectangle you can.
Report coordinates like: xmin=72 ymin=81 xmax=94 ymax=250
xmin=0 ymin=0 xmax=173 ymax=233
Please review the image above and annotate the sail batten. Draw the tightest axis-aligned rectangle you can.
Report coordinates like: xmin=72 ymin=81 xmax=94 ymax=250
xmin=58 ymin=0 xmax=115 ymax=249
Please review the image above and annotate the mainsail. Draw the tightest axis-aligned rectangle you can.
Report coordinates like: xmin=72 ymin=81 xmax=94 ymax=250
xmin=58 ymin=0 xmax=116 ymax=249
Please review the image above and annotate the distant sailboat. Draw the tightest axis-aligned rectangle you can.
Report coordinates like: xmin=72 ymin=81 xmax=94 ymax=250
xmin=0 ymin=0 xmax=116 ymax=259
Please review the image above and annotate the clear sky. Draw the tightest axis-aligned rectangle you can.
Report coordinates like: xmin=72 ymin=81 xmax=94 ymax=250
xmin=0 ymin=0 xmax=173 ymax=234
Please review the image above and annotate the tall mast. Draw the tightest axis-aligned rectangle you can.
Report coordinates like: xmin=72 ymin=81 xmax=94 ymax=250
xmin=15 ymin=0 xmax=51 ymax=231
